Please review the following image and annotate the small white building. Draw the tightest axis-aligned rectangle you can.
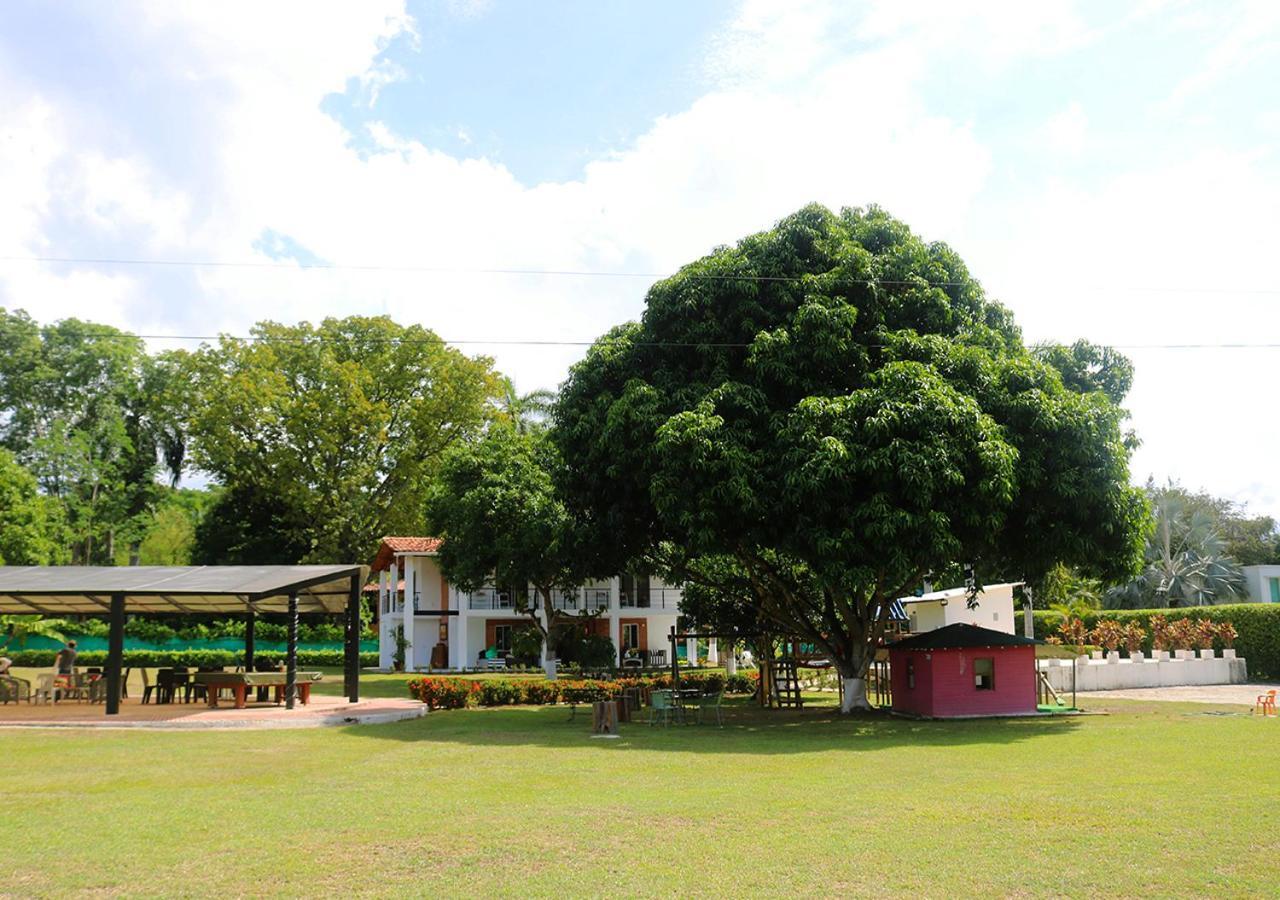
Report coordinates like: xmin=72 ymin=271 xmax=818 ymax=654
xmin=370 ymin=537 xmax=682 ymax=671
xmin=1241 ymin=565 xmax=1280 ymax=604
xmin=899 ymin=582 xmax=1019 ymax=635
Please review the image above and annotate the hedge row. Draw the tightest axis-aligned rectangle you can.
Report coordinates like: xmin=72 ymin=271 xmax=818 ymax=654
xmin=1015 ymin=604 xmax=1280 ymax=679
xmin=407 ymin=671 xmax=760 ymax=710
xmin=62 ymin=618 xmax=373 ymax=644
xmin=2 ymin=648 xmax=379 ymax=669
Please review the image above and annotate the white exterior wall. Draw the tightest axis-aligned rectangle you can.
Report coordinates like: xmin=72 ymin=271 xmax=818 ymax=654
xmin=903 ymin=583 xmax=1018 ymax=635
xmin=1242 ymin=565 xmax=1280 ymax=603
xmin=1040 ymin=654 xmax=1248 ymax=692
xmin=375 ymin=563 xmax=684 ymax=671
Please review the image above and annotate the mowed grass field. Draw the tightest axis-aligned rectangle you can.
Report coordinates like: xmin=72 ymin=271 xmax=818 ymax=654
xmin=1 ymin=684 xmax=1277 ymax=897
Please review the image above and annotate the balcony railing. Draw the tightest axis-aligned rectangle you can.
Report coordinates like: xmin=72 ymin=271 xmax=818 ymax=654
xmin=619 ymin=588 xmax=680 ymax=611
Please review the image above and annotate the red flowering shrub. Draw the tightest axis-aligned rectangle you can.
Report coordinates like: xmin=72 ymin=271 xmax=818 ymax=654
xmin=407 ymin=676 xmax=478 ymax=710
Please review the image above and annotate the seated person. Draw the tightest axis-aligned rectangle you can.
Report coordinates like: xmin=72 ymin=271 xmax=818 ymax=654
xmin=0 ymin=655 xmax=12 ymax=675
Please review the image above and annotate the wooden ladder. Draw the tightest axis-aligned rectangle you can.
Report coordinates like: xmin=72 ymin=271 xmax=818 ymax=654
xmin=772 ymin=659 xmax=803 ymax=709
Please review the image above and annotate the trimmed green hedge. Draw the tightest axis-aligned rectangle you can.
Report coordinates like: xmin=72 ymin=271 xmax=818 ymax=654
xmin=2 ymin=649 xmax=378 ymax=669
xmin=1015 ymin=604 xmax=1280 ymax=679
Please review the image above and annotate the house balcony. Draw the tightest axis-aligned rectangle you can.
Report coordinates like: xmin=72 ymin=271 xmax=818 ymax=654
xmin=465 ymin=588 xmax=611 ymax=613
xmin=619 ymin=588 xmax=680 ymax=611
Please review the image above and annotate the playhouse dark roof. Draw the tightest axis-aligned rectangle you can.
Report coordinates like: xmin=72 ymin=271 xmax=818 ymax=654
xmin=891 ymin=623 xmax=1042 ymax=651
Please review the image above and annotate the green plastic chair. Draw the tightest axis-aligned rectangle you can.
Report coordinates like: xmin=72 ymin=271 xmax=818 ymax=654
xmin=648 ymin=690 xmax=673 ymax=727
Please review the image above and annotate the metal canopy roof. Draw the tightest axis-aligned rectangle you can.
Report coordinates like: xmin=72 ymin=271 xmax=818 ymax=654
xmin=0 ymin=565 xmax=368 ymax=616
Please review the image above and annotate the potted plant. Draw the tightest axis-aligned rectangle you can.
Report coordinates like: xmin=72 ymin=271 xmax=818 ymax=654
xmin=1216 ymin=621 xmax=1238 ymax=659
xmin=392 ymin=625 xmax=409 ymax=672
xmin=1090 ymin=619 xmax=1124 ymax=662
xmin=1149 ymin=614 xmax=1171 ymax=660
xmin=1121 ymin=622 xmax=1147 ymax=662
xmin=1056 ymin=617 xmax=1090 ymax=662
xmin=1169 ymin=618 xmax=1196 ymax=660
xmin=1194 ymin=619 xmax=1217 ymax=659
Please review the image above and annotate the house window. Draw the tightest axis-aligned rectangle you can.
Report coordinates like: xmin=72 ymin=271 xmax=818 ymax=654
xmin=493 ymin=624 xmax=513 ymax=653
xmin=622 ymin=623 xmax=640 ymax=651
xmin=1270 ymin=578 xmax=1280 ymax=603
xmin=974 ymin=657 xmax=994 ymax=690
xmin=906 ymin=659 xmax=915 ymax=690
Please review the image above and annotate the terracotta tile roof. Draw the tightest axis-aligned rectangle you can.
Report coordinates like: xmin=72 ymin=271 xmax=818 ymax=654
xmin=370 ymin=536 xmax=442 ymax=574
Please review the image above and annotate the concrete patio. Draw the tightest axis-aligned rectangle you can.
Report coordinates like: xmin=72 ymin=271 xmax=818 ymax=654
xmin=0 ymin=694 xmax=426 ymax=729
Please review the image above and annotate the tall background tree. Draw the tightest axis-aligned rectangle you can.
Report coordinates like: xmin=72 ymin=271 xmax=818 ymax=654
xmin=0 ymin=447 xmax=59 ymax=565
xmin=0 ymin=308 xmax=182 ymax=563
xmin=184 ymin=315 xmax=500 ymax=564
xmin=556 ymin=204 xmax=1148 ymax=711
xmin=1106 ymin=481 xmax=1248 ymax=608
xmin=425 ymin=426 xmax=586 ymax=677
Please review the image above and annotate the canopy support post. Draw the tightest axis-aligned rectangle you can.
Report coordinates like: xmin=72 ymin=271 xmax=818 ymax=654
xmin=244 ymin=609 xmax=256 ymax=673
xmin=345 ymin=573 xmax=361 ymax=703
xmin=105 ymin=592 xmax=125 ymax=716
xmin=285 ymin=593 xmax=298 ymax=710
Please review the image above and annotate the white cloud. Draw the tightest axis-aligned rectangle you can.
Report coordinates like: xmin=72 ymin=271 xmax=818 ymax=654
xmin=1 ymin=0 xmax=1278 ymax=517
xmin=1041 ymin=101 xmax=1088 ymax=156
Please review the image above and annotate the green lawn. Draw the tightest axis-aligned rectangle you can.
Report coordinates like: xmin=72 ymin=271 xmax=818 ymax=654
xmin=2 ymin=691 xmax=1276 ymax=896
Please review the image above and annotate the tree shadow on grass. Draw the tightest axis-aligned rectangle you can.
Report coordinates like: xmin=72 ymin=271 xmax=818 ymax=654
xmin=351 ymin=697 xmax=1082 ymax=754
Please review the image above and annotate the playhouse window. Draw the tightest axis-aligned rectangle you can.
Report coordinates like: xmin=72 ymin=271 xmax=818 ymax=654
xmin=974 ymin=657 xmax=994 ymax=690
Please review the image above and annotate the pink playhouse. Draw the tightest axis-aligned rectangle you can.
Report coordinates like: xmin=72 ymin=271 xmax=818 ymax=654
xmin=888 ymin=623 xmax=1041 ymax=718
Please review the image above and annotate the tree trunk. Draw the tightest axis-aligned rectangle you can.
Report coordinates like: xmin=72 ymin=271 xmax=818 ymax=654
xmin=836 ymin=644 xmax=875 ymax=713
xmin=840 ymin=677 xmax=872 ymax=713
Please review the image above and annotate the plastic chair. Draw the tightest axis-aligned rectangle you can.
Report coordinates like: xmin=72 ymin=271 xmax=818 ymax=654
xmin=648 ymin=690 xmax=673 ymax=727
xmin=1255 ymin=689 xmax=1277 ymax=717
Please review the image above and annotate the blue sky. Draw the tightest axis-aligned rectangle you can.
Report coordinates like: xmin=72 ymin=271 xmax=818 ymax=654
xmin=0 ymin=0 xmax=1278 ymax=516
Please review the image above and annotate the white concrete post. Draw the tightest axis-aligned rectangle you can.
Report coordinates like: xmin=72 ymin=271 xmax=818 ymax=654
xmin=725 ymin=643 xmax=738 ymax=676
xmin=451 ymin=601 xmax=468 ymax=671
xmin=402 ymin=559 xmax=416 ymax=672
xmin=377 ymin=569 xmax=392 ymax=669
xmin=707 ymin=636 xmax=719 ymax=666
xmin=686 ymin=635 xmax=699 ymax=668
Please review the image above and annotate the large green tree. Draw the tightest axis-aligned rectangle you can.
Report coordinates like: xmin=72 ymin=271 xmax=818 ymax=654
xmin=0 ymin=309 xmax=182 ymax=563
xmin=556 ymin=204 xmax=1147 ymax=711
xmin=185 ymin=316 xmax=500 ymax=564
xmin=425 ymin=426 xmax=586 ymax=678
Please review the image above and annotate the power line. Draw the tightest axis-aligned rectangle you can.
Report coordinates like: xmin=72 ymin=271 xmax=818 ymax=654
xmin=2 ymin=253 xmax=1279 ymax=295
xmin=0 ymin=321 xmax=1277 ymax=351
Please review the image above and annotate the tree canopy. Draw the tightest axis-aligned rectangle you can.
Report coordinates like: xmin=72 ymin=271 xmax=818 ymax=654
xmin=555 ymin=204 xmax=1148 ymax=709
xmin=0 ymin=308 xmax=183 ymax=563
xmin=184 ymin=316 xmax=501 ymax=564
xmin=0 ymin=448 xmax=58 ymax=565
xmin=426 ymin=426 xmax=585 ymax=676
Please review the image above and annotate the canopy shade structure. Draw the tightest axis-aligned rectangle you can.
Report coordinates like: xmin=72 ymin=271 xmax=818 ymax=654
xmin=0 ymin=565 xmax=367 ymax=715
xmin=0 ymin=565 xmax=367 ymax=615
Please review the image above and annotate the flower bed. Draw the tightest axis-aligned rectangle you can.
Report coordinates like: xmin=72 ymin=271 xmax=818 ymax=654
xmin=406 ymin=671 xmax=760 ymax=709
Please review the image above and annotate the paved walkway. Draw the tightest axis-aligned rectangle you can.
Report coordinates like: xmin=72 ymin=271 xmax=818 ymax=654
xmin=0 ymin=694 xmax=426 ymax=730
xmin=1084 ymin=683 xmax=1277 ymax=706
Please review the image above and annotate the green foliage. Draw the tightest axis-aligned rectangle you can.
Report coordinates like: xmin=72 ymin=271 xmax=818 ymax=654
xmin=1018 ymin=604 xmax=1280 ymax=677
xmin=0 ymin=309 xmax=185 ymax=564
xmin=0 ymin=448 xmax=57 ymax=564
xmin=1033 ymin=339 xmax=1135 ymax=406
xmin=496 ymin=376 xmax=556 ymax=434
xmin=555 ymin=204 xmax=1146 ymax=688
xmin=427 ymin=426 xmax=585 ymax=648
xmin=184 ymin=315 xmax=500 ymax=564
xmin=1107 ymin=481 xmax=1246 ymax=608
xmin=0 ymin=615 xmax=67 ymax=650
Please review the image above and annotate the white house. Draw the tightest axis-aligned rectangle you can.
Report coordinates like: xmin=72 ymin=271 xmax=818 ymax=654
xmin=370 ymin=536 xmax=682 ymax=672
xmin=899 ymin=582 xmax=1019 ymax=635
xmin=1241 ymin=565 xmax=1280 ymax=604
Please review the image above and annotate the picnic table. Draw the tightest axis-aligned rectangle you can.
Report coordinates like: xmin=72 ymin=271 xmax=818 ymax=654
xmin=193 ymin=671 xmax=323 ymax=709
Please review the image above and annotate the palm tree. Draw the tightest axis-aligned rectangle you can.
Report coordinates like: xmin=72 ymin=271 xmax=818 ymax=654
xmin=0 ymin=615 xmax=68 ymax=650
xmin=1106 ymin=486 xmax=1246 ymax=608
xmin=496 ymin=377 xmax=556 ymax=434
